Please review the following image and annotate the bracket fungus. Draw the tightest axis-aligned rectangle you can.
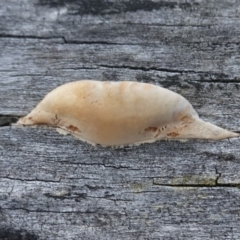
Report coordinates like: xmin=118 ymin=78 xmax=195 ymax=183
xmin=17 ymin=80 xmax=239 ymax=146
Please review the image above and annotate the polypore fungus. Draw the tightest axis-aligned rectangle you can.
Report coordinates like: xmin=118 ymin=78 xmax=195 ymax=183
xmin=17 ymin=80 xmax=239 ymax=146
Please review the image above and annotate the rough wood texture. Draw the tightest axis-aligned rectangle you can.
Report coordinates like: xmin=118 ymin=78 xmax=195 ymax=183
xmin=0 ymin=0 xmax=240 ymax=239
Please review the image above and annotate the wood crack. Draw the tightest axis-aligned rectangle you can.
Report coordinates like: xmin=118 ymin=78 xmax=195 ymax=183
xmin=152 ymin=184 xmax=240 ymax=188
xmin=0 ymin=33 xmax=63 ymax=41
xmin=98 ymin=64 xmax=238 ymax=77
xmin=3 ymin=176 xmax=239 ymax=188
xmin=0 ymin=115 xmax=21 ymax=127
xmin=215 ymin=167 xmax=221 ymax=185
xmin=1 ymin=177 xmax=61 ymax=183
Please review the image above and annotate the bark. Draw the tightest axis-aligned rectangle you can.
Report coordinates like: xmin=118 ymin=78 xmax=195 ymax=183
xmin=0 ymin=0 xmax=240 ymax=239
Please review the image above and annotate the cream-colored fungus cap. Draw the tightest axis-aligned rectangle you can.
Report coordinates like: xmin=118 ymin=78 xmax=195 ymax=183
xmin=17 ymin=80 xmax=239 ymax=146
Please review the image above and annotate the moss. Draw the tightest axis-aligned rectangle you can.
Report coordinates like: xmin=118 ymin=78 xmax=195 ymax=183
xmin=179 ymin=175 xmax=216 ymax=186
xmin=130 ymin=182 xmax=147 ymax=193
xmin=154 ymin=175 xmax=216 ymax=186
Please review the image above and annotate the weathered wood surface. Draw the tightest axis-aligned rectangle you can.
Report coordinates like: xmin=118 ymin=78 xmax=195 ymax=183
xmin=0 ymin=0 xmax=240 ymax=239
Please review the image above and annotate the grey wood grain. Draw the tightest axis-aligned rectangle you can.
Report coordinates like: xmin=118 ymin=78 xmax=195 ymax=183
xmin=0 ymin=37 xmax=239 ymax=131
xmin=0 ymin=0 xmax=240 ymax=239
xmin=1 ymin=126 xmax=240 ymax=240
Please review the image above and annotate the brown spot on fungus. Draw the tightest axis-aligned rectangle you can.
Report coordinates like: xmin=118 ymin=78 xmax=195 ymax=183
xmin=181 ymin=116 xmax=194 ymax=124
xmin=67 ymin=125 xmax=80 ymax=132
xmin=154 ymin=129 xmax=162 ymax=138
xmin=52 ymin=114 xmax=61 ymax=126
xmin=167 ymin=132 xmax=180 ymax=137
xmin=145 ymin=127 xmax=158 ymax=132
